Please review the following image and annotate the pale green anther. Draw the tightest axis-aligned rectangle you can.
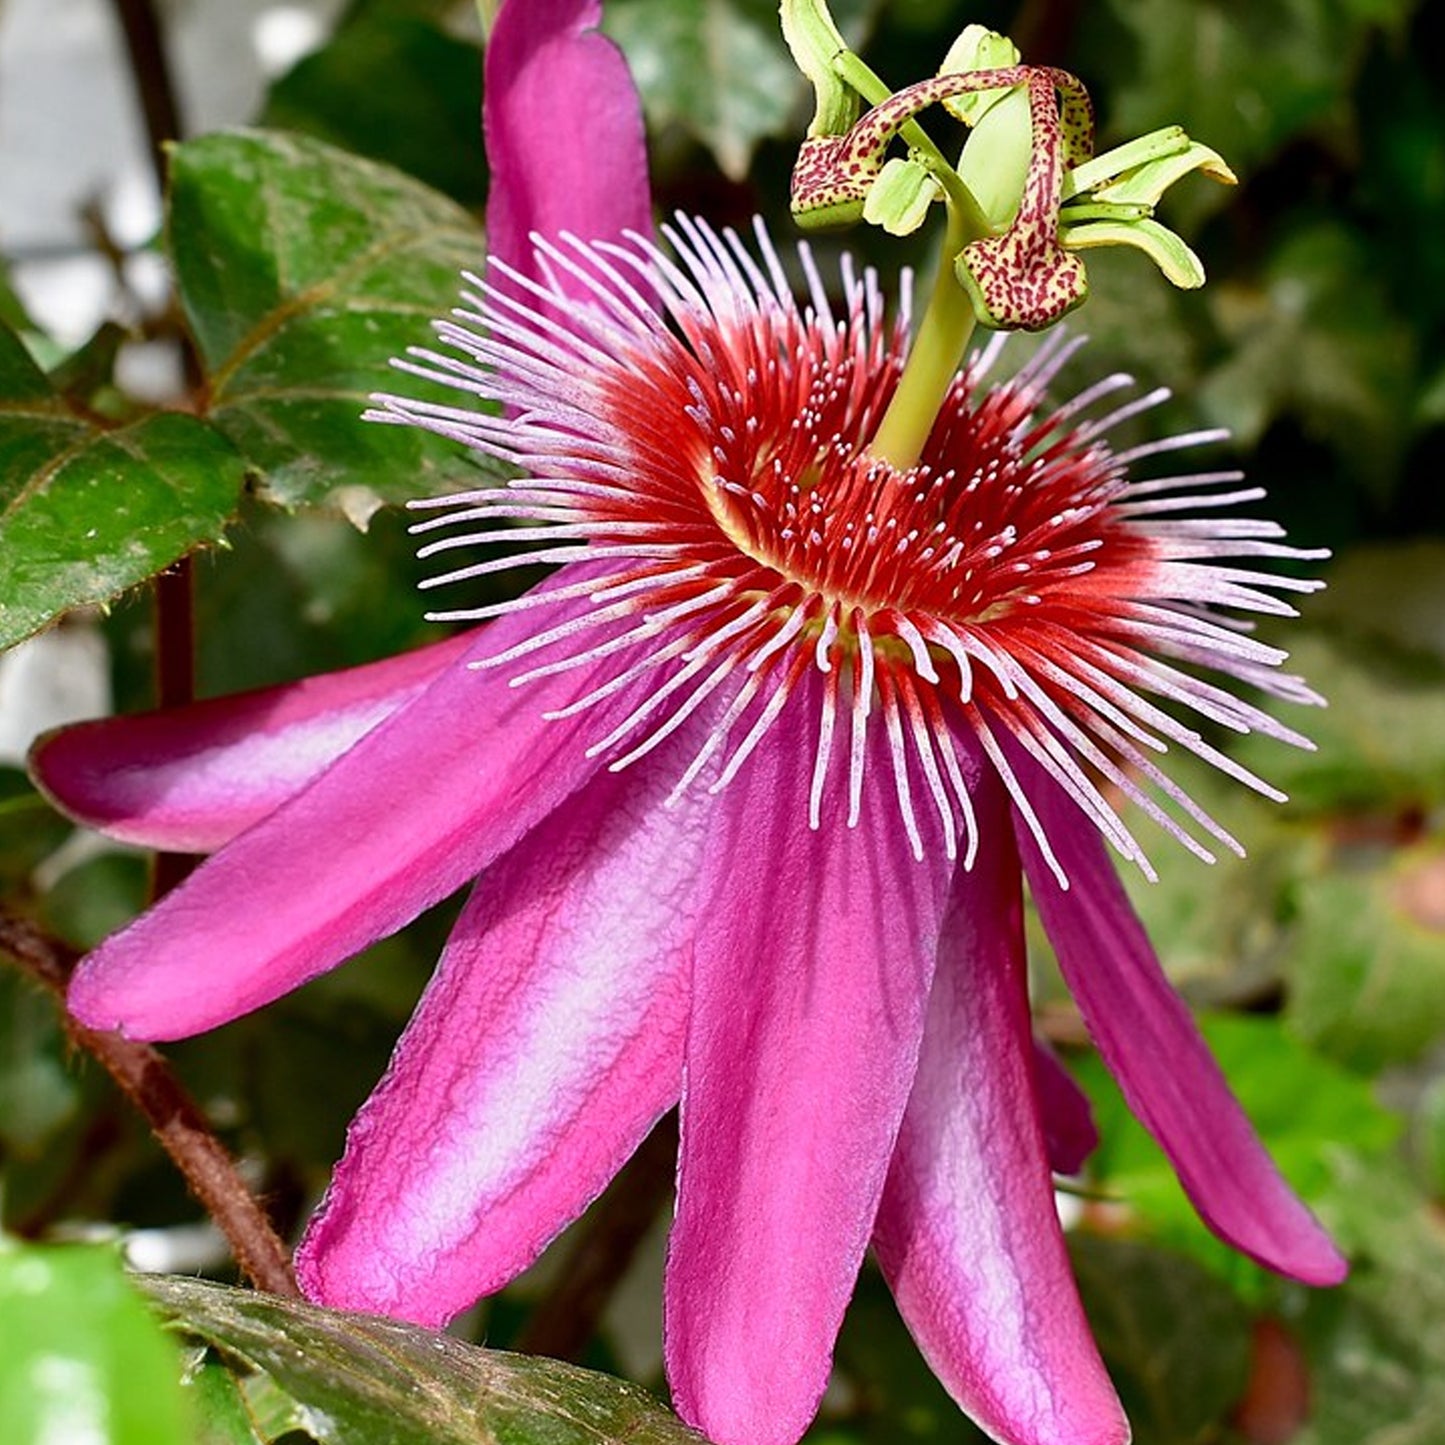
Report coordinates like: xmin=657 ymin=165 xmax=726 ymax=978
xmin=1062 ymin=126 xmax=1191 ymax=200
xmin=862 ymin=156 xmax=941 ymax=235
xmin=1053 ymin=122 xmax=1233 ymax=293
xmin=780 ymin=0 xmax=859 ymax=138
xmin=1093 ymin=141 xmax=1237 ymax=206
xmin=1061 ymin=217 xmax=1207 ymax=289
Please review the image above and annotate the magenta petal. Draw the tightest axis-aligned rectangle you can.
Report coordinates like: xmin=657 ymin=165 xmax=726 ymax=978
xmin=30 ymin=635 xmax=472 ymax=852
xmin=485 ymin=0 xmax=651 ymax=295
xmin=1014 ymin=755 xmax=1347 ymax=1286
xmin=875 ymin=771 xmax=1127 ymax=1445
xmin=1032 ymin=1039 xmax=1100 ymax=1177
xmin=665 ymin=680 xmax=954 ymax=1445
xmin=66 ymin=571 xmax=653 ymax=1042
xmin=297 ymin=749 xmax=705 ymax=1325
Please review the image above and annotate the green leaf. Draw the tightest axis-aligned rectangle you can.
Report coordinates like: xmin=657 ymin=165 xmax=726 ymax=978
xmin=606 ymin=0 xmax=882 ymax=181
xmin=168 ymin=129 xmax=497 ymax=521
xmin=185 ymin=1358 xmax=269 ymax=1445
xmin=0 ymin=1239 xmax=191 ymax=1445
xmin=1070 ymin=1235 xmax=1252 ymax=1444
xmin=1090 ymin=0 xmax=1395 ymax=227
xmin=40 ymin=850 xmax=151 ymax=952
xmin=1283 ymin=839 xmax=1445 ymax=1071
xmin=821 ymin=1266 xmax=990 ymax=1442
xmin=0 ymin=317 xmax=248 ymax=648
xmin=0 ymin=767 xmax=72 ymax=886
xmin=1300 ymin=541 xmax=1445 ymax=668
xmin=262 ymin=14 xmax=487 ymax=207
xmin=141 ymin=1274 xmax=704 ymax=1445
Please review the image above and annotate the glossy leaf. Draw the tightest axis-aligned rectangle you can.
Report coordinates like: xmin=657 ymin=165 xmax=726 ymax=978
xmin=0 ymin=1239 xmax=191 ymax=1445
xmin=168 ymin=129 xmax=498 ymax=520
xmin=141 ymin=1274 xmax=705 ymax=1445
xmin=0 ymin=320 xmax=246 ymax=649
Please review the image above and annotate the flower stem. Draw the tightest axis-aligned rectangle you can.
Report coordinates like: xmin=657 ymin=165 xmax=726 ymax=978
xmin=867 ymin=202 xmax=980 ymax=470
xmin=0 ymin=911 xmax=299 ymax=1298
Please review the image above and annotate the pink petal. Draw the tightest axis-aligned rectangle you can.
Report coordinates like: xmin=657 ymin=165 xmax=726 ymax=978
xmin=665 ymin=676 xmax=955 ymax=1445
xmin=66 ymin=570 xmax=656 ymax=1042
xmin=485 ymin=0 xmax=652 ymax=300
xmin=1032 ymin=1039 xmax=1100 ymax=1177
xmin=297 ymin=746 xmax=707 ymax=1325
xmin=29 ymin=634 xmax=472 ymax=852
xmin=1013 ymin=752 xmax=1347 ymax=1286
xmin=875 ymin=769 xmax=1127 ymax=1445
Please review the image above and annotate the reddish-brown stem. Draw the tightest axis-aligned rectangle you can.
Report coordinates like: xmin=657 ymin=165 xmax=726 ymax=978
xmin=516 ymin=1113 xmax=678 ymax=1360
xmin=108 ymin=0 xmax=204 ymax=897
xmin=0 ymin=911 xmax=299 ymax=1298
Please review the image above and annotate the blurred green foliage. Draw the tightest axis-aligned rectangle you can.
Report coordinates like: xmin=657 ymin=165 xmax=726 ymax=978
xmin=3 ymin=0 xmax=1445 ymax=1441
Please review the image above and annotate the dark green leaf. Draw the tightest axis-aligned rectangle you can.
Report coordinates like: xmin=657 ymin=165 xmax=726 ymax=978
xmin=40 ymin=850 xmax=151 ymax=952
xmin=0 ymin=767 xmax=72 ymax=886
xmin=142 ymin=1274 xmax=704 ymax=1445
xmin=168 ymin=129 xmax=498 ymax=519
xmin=1302 ymin=541 xmax=1445 ymax=667
xmin=0 ymin=319 xmax=248 ymax=648
xmin=263 ymin=15 xmax=486 ymax=206
xmin=1069 ymin=1235 xmax=1251 ymax=1444
xmin=1092 ymin=0 xmax=1407 ymax=222
xmin=821 ymin=1267 xmax=990 ymax=1442
xmin=0 ymin=1239 xmax=191 ymax=1445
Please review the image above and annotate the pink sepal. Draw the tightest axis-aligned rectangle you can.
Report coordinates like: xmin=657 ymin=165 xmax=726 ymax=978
xmin=298 ymin=747 xmax=707 ymax=1324
xmin=66 ymin=567 xmax=656 ymax=1042
xmin=30 ymin=634 xmax=471 ymax=852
